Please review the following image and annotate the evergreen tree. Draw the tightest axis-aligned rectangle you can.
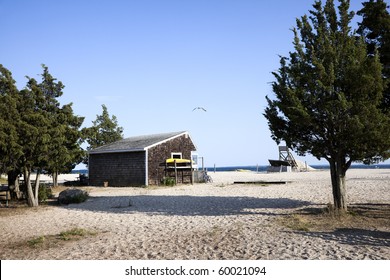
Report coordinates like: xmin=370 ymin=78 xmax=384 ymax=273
xmin=264 ymin=0 xmax=390 ymax=212
xmin=35 ymin=65 xmax=85 ymax=186
xmin=0 ymin=65 xmax=23 ymax=196
xmin=18 ymin=78 xmax=52 ymax=207
xmin=11 ymin=65 xmax=84 ymax=206
xmin=83 ymin=104 xmax=124 ymax=165
xmin=357 ymin=0 xmax=390 ymax=109
xmin=47 ymin=103 xmax=84 ymax=186
xmin=1 ymin=65 xmax=85 ymax=205
xmin=0 ymin=65 xmax=18 ymax=173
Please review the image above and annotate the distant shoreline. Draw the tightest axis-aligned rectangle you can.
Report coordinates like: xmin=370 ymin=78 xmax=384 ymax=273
xmin=201 ymin=164 xmax=390 ymax=172
xmin=72 ymin=163 xmax=390 ymax=174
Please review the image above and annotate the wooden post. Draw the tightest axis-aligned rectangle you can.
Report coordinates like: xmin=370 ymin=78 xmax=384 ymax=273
xmin=174 ymin=160 xmax=178 ymax=185
xmin=191 ymin=159 xmax=194 ymax=184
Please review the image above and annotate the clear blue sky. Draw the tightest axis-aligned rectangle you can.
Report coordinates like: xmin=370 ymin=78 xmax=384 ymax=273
xmin=1 ymin=0 xmax=387 ymax=167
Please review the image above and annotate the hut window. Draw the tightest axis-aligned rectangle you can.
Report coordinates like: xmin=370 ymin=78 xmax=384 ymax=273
xmin=171 ymin=152 xmax=182 ymax=159
xmin=191 ymin=151 xmax=198 ymax=168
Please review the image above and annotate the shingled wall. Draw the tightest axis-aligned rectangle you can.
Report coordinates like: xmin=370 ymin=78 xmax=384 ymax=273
xmin=147 ymin=134 xmax=196 ymax=185
xmin=89 ymin=151 xmax=146 ymax=186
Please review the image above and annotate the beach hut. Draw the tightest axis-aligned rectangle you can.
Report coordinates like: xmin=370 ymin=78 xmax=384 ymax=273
xmin=88 ymin=131 xmax=197 ymax=186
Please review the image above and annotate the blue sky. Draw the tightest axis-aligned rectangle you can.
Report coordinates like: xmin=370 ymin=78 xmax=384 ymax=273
xmin=1 ymin=0 xmax=387 ymax=167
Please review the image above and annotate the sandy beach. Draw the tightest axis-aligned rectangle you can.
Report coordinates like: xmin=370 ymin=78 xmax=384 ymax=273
xmin=0 ymin=168 xmax=389 ymax=260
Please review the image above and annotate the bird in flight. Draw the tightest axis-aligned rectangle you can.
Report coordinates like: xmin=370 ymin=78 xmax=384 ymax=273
xmin=192 ymin=107 xmax=207 ymax=112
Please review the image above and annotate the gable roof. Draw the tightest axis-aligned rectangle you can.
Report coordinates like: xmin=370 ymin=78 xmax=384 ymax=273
xmin=89 ymin=131 xmax=189 ymax=154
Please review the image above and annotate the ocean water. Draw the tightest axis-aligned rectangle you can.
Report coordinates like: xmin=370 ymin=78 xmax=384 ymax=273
xmin=204 ymin=164 xmax=390 ymax=172
xmin=71 ymin=169 xmax=89 ymax=175
xmin=72 ymin=164 xmax=390 ymax=175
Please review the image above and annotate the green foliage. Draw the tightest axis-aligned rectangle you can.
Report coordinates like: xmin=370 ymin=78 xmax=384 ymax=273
xmin=357 ymin=0 xmax=390 ymax=110
xmin=27 ymin=236 xmax=46 ymax=247
xmin=21 ymin=66 xmax=84 ymax=206
xmin=46 ymin=103 xmax=85 ymax=177
xmin=0 ymin=65 xmax=23 ymax=174
xmin=161 ymin=177 xmax=176 ymax=186
xmin=265 ymin=0 xmax=390 ymax=163
xmin=26 ymin=228 xmax=96 ymax=248
xmin=83 ymin=104 xmax=124 ymax=165
xmin=37 ymin=185 xmax=53 ymax=203
xmin=33 ymin=65 xmax=85 ymax=183
xmin=59 ymin=228 xmax=89 ymax=241
xmin=264 ymin=0 xmax=390 ymax=211
xmin=0 ymin=64 xmax=86 ymax=206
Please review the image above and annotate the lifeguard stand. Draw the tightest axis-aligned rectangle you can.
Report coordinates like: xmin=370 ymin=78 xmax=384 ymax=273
xmin=278 ymin=146 xmax=298 ymax=170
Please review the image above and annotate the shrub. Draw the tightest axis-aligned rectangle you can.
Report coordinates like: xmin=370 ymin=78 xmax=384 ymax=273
xmin=161 ymin=177 xmax=175 ymax=186
xmin=38 ymin=185 xmax=53 ymax=203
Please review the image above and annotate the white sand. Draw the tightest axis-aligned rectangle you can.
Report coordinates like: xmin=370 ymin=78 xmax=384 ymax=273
xmin=20 ymin=173 xmax=80 ymax=184
xmin=0 ymin=169 xmax=389 ymax=260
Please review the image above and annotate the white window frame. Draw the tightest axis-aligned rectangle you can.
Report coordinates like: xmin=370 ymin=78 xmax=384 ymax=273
xmin=171 ymin=152 xmax=182 ymax=159
xmin=191 ymin=151 xmax=198 ymax=169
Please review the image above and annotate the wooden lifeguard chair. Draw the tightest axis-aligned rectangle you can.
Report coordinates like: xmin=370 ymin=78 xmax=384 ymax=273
xmin=278 ymin=146 xmax=298 ymax=170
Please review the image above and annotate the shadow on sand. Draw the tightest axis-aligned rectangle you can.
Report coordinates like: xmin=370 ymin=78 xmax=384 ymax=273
xmin=295 ymin=228 xmax=390 ymax=247
xmin=60 ymin=195 xmax=311 ymax=217
xmin=292 ymin=203 xmax=390 ymax=247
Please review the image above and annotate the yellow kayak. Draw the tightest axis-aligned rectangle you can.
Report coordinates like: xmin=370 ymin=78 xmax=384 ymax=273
xmin=166 ymin=158 xmax=191 ymax=164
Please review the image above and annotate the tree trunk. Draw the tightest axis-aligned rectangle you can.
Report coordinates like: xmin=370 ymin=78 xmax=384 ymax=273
xmin=7 ymin=170 xmax=22 ymax=200
xmin=329 ymin=159 xmax=348 ymax=213
xmin=34 ymin=172 xmax=41 ymax=204
xmin=52 ymin=171 xmax=58 ymax=187
xmin=24 ymin=169 xmax=40 ymax=207
xmin=25 ymin=169 xmax=35 ymax=207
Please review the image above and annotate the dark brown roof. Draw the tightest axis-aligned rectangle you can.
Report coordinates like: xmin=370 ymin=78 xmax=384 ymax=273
xmin=89 ymin=131 xmax=188 ymax=154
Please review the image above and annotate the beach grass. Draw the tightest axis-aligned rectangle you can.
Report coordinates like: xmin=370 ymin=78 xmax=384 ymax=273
xmin=25 ymin=227 xmax=97 ymax=249
xmin=27 ymin=236 xmax=46 ymax=247
xmin=279 ymin=204 xmax=390 ymax=233
xmin=282 ymin=215 xmax=311 ymax=232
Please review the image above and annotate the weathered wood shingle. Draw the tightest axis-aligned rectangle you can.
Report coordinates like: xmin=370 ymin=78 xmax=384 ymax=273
xmin=89 ymin=131 xmax=188 ymax=154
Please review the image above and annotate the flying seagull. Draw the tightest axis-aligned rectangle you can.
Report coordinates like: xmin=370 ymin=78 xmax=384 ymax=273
xmin=192 ymin=107 xmax=207 ymax=112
